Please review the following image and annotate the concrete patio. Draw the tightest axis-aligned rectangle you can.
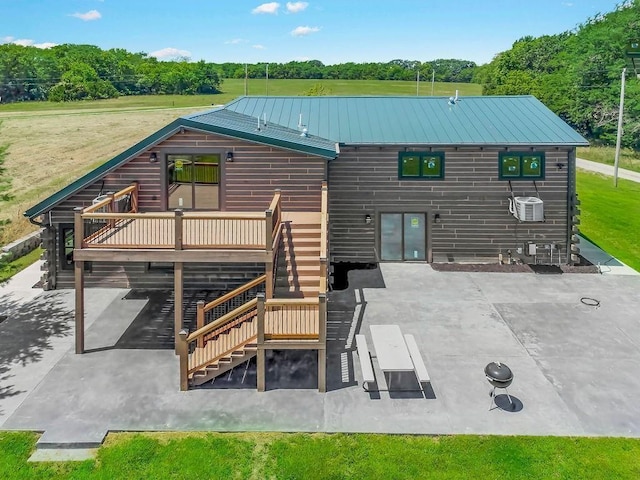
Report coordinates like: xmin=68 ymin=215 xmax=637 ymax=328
xmin=1 ymin=259 xmax=640 ymax=449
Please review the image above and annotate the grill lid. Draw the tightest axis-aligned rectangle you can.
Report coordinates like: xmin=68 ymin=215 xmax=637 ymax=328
xmin=484 ymin=362 xmax=513 ymax=382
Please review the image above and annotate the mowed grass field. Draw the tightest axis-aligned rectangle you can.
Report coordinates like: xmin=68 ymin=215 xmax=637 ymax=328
xmin=576 ymin=171 xmax=640 ymax=271
xmin=0 ymin=79 xmax=481 ymax=244
xmin=2 ymin=431 xmax=640 ymax=479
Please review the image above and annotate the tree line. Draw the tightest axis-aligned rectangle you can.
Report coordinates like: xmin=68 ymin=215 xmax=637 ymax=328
xmin=473 ymin=0 xmax=640 ymax=149
xmin=0 ymin=43 xmax=476 ymax=103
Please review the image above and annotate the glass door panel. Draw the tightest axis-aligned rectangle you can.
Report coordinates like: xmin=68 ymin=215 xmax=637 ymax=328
xmin=167 ymin=154 xmax=219 ymax=210
xmin=380 ymin=213 xmax=403 ymax=261
xmin=403 ymin=213 xmax=426 ymax=260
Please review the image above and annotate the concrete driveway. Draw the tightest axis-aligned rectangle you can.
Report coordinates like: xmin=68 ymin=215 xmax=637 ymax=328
xmin=1 ymin=262 xmax=640 ymax=448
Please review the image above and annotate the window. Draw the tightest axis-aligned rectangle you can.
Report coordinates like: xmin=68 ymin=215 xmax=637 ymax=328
xmin=499 ymin=152 xmax=545 ymax=179
xmin=167 ymin=153 xmax=220 ymax=210
xmin=398 ymin=152 xmax=444 ymax=179
xmin=59 ymin=224 xmax=91 ymax=271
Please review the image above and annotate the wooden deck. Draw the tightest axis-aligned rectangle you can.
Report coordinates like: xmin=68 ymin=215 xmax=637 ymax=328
xmin=83 ymin=212 xmax=267 ymax=249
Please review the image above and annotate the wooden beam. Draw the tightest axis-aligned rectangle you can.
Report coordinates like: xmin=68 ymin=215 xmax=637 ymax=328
xmin=74 ymin=207 xmax=85 ymax=354
xmin=74 ymin=261 xmax=84 ymax=354
xmin=74 ymin=249 xmax=270 ymax=263
xmin=174 ymin=262 xmax=184 ymax=354
xmin=257 ymin=293 xmax=266 ymax=392
xmin=318 ymin=348 xmax=326 ymax=393
xmin=177 ymin=329 xmax=189 ymax=391
xmin=261 ymin=341 xmax=323 ymax=350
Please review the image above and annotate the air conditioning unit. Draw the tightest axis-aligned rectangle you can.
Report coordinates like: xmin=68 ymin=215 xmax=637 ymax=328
xmin=92 ymin=194 xmax=110 ymax=212
xmin=511 ymin=196 xmax=544 ymax=222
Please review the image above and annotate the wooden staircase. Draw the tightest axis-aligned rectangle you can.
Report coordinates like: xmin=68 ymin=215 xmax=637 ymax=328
xmin=275 ymin=217 xmax=322 ymax=299
xmin=178 ymin=186 xmax=328 ymax=391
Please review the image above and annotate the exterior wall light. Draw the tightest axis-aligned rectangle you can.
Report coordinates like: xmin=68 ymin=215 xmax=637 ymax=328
xmin=434 ymin=213 xmax=441 ymax=223
xmin=364 ymin=214 xmax=372 ymax=224
xmin=226 ymin=151 xmax=234 ymax=162
xmin=149 ymin=152 xmax=158 ymax=163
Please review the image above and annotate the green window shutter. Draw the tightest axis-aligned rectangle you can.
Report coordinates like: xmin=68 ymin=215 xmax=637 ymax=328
xmin=401 ymin=154 xmax=421 ymax=177
xmin=501 ymin=155 xmax=521 ymax=178
xmin=522 ymin=154 xmax=543 ymax=177
xmin=422 ymin=156 xmax=442 ymax=178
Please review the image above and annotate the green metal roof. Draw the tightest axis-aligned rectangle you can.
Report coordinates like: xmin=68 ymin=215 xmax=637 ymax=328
xmin=183 ymin=109 xmax=337 ymax=158
xmin=25 ymin=94 xmax=587 ymax=220
xmin=224 ymin=95 xmax=589 ymax=146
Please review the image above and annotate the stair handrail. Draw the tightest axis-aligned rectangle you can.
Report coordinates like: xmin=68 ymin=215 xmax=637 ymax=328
xmin=201 ymin=275 xmax=266 ymax=314
xmin=188 ymin=298 xmax=258 ymax=343
xmin=319 ymin=181 xmax=328 ymax=295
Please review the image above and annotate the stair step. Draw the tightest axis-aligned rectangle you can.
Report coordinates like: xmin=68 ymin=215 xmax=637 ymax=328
xmin=275 ymin=290 xmax=320 ymax=299
xmin=283 ymin=245 xmax=321 ymax=254
xmin=278 ymin=255 xmax=321 ymax=267
xmin=284 ymin=265 xmax=321 ymax=275
xmin=276 ymin=275 xmax=320 ymax=287
xmin=282 ymin=227 xmax=321 ymax=238
xmin=281 ymin=238 xmax=321 ymax=248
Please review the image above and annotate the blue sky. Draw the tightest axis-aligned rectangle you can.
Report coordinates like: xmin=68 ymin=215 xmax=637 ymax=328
xmin=0 ymin=1 xmax=623 ymax=65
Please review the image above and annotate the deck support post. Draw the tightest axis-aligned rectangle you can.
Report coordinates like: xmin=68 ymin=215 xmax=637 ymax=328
xmin=74 ymin=207 xmax=85 ymax=354
xmin=257 ymin=293 xmax=266 ymax=392
xmin=318 ymin=293 xmax=327 ymax=392
xmin=174 ymin=262 xmax=184 ymax=355
xmin=177 ymin=329 xmax=189 ymax=391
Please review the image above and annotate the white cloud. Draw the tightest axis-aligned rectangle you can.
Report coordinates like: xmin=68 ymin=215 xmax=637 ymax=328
xmin=225 ymin=38 xmax=249 ymax=45
xmin=1 ymin=37 xmax=56 ymax=48
xmin=71 ymin=10 xmax=102 ymax=21
xmin=291 ymin=25 xmax=320 ymax=37
xmin=561 ymin=2 xmax=574 ymax=6
xmin=286 ymin=2 xmax=308 ymax=13
xmin=252 ymin=2 xmax=280 ymax=14
xmin=252 ymin=44 xmax=267 ymax=50
xmin=149 ymin=47 xmax=192 ymax=60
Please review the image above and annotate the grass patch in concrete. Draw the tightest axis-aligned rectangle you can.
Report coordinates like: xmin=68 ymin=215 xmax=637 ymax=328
xmin=0 ymin=247 xmax=42 ymax=283
xmin=577 ymin=171 xmax=640 ymax=271
xmin=577 ymin=146 xmax=640 ymax=173
xmin=2 ymin=431 xmax=640 ymax=479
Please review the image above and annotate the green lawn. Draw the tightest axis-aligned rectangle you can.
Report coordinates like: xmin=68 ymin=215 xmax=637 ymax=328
xmin=0 ymin=247 xmax=42 ymax=283
xmin=0 ymin=79 xmax=482 ymax=114
xmin=1 ymin=431 xmax=639 ymax=479
xmin=577 ymin=171 xmax=640 ymax=271
xmin=577 ymin=146 xmax=640 ymax=173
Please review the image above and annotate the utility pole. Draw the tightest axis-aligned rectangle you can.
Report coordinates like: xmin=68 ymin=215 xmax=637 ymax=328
xmin=266 ymin=63 xmax=269 ymax=96
xmin=244 ymin=64 xmax=248 ymax=96
xmin=613 ymin=67 xmax=626 ymax=187
xmin=431 ymin=69 xmax=435 ymax=96
xmin=416 ymin=69 xmax=420 ymax=96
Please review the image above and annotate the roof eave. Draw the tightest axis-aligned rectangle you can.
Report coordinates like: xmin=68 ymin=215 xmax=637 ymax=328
xmin=180 ymin=119 xmax=337 ymax=160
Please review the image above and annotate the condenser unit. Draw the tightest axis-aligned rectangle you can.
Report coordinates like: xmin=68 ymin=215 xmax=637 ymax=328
xmin=510 ymin=196 xmax=544 ymax=222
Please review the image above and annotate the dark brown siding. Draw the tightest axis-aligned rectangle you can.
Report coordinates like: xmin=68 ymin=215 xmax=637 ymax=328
xmin=55 ymin=262 xmax=264 ymax=290
xmin=46 ymin=129 xmax=327 ymax=289
xmin=155 ymin=130 xmax=325 ymax=211
xmin=328 ymin=146 xmax=572 ymax=264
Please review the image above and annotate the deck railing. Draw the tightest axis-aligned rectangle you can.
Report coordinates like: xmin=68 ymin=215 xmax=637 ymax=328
xmin=265 ymin=189 xmax=282 ymax=298
xmin=77 ymin=187 xmax=282 ymax=252
xmin=195 ymin=275 xmax=266 ymax=347
xmin=178 ymin=298 xmax=259 ymax=389
xmin=83 ymin=183 xmax=139 ymax=215
xmin=262 ymin=298 xmax=320 ymax=340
